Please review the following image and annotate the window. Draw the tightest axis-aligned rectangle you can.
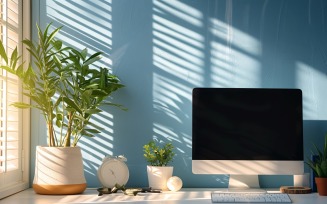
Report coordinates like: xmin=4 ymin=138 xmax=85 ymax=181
xmin=0 ymin=0 xmax=30 ymax=198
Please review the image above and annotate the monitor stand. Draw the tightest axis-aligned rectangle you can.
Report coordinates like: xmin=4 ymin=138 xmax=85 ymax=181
xmin=227 ymin=175 xmax=266 ymax=193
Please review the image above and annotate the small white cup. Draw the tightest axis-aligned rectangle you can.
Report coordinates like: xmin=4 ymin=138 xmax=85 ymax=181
xmin=293 ymin=173 xmax=310 ymax=187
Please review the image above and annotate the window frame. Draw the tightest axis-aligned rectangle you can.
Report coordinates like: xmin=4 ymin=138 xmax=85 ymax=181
xmin=0 ymin=0 xmax=30 ymax=199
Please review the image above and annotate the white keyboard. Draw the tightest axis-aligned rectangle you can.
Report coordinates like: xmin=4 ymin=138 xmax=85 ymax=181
xmin=211 ymin=192 xmax=292 ymax=203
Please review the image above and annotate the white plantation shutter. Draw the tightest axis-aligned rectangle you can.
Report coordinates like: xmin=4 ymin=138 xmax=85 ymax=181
xmin=0 ymin=0 xmax=22 ymax=175
xmin=0 ymin=76 xmax=21 ymax=173
xmin=0 ymin=0 xmax=30 ymax=198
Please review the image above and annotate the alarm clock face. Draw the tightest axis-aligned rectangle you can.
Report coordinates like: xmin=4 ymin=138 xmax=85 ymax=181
xmin=98 ymin=159 xmax=129 ymax=188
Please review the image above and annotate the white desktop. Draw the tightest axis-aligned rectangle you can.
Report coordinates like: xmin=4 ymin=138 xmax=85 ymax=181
xmin=1 ymin=188 xmax=326 ymax=204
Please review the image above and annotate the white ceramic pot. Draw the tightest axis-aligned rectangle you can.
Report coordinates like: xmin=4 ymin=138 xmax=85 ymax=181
xmin=147 ymin=166 xmax=173 ymax=190
xmin=33 ymin=146 xmax=87 ymax=195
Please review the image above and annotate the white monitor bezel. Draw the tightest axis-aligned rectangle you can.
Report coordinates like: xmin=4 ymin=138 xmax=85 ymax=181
xmin=192 ymin=160 xmax=304 ymax=175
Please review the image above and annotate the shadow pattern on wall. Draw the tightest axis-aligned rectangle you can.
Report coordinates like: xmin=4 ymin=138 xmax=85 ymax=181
xmin=34 ymin=0 xmax=327 ymax=188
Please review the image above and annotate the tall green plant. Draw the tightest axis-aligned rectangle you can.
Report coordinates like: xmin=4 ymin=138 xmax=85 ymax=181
xmin=0 ymin=23 xmax=124 ymax=147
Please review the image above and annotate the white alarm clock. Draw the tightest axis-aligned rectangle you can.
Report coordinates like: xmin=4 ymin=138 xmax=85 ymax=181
xmin=97 ymin=155 xmax=129 ymax=188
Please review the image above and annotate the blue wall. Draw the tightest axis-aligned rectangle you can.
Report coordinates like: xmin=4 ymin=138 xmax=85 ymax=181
xmin=31 ymin=0 xmax=327 ymax=188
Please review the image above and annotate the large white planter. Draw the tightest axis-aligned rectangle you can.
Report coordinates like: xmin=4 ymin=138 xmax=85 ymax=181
xmin=147 ymin=166 xmax=173 ymax=191
xmin=33 ymin=146 xmax=87 ymax=195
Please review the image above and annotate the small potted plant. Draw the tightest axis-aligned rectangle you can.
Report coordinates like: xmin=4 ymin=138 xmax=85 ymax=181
xmin=306 ymin=134 xmax=327 ymax=196
xmin=143 ymin=140 xmax=175 ymax=190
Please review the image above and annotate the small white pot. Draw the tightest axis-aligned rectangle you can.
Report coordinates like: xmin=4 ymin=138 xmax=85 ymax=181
xmin=147 ymin=165 xmax=173 ymax=190
xmin=33 ymin=146 xmax=87 ymax=195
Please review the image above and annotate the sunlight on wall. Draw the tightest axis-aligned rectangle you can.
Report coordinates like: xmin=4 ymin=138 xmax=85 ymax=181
xmin=152 ymin=0 xmax=265 ymax=172
xmin=152 ymin=15 xmax=205 ymax=86
xmin=152 ymin=0 xmax=203 ymax=148
xmin=153 ymin=74 xmax=191 ymax=124
xmin=46 ymin=0 xmax=112 ymax=68
xmin=153 ymin=0 xmax=203 ymax=27
xmin=296 ymin=61 xmax=327 ymax=119
xmin=209 ymin=18 xmax=262 ymax=87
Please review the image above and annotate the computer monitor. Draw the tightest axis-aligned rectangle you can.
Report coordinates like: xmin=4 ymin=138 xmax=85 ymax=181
xmin=192 ymin=88 xmax=304 ymax=189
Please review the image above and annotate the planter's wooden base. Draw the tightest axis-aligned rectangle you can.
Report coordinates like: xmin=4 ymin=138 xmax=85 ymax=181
xmin=33 ymin=183 xmax=87 ymax=195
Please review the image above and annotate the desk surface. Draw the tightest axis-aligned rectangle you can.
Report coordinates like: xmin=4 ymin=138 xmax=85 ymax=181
xmin=1 ymin=188 xmax=327 ymax=204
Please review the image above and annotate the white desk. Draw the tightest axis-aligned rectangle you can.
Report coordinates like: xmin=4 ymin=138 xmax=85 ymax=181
xmin=1 ymin=188 xmax=327 ymax=204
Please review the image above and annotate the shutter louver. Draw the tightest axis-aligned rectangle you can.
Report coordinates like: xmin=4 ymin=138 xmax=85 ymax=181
xmin=0 ymin=0 xmax=22 ymax=184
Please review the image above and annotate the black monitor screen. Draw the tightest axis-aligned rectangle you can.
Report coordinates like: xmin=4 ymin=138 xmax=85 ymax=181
xmin=192 ymin=88 xmax=303 ymax=161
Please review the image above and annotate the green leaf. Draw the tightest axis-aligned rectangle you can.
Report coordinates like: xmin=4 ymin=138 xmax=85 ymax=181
xmin=101 ymin=102 xmax=127 ymax=110
xmin=84 ymin=52 xmax=102 ymax=66
xmin=84 ymin=108 xmax=102 ymax=114
xmin=16 ymin=63 xmax=25 ymax=78
xmin=56 ymin=113 xmax=63 ymax=121
xmin=73 ymin=115 xmax=89 ymax=124
xmin=10 ymin=47 xmax=19 ymax=68
xmin=80 ymin=48 xmax=87 ymax=60
xmin=91 ymin=89 xmax=108 ymax=97
xmin=45 ymin=24 xmax=62 ymax=45
xmin=85 ymin=84 xmax=99 ymax=89
xmin=81 ymin=132 xmax=95 ymax=137
xmin=11 ymin=102 xmax=32 ymax=109
xmin=55 ymin=118 xmax=62 ymax=127
xmin=52 ymin=40 xmax=62 ymax=50
xmin=0 ymin=40 xmax=8 ymax=64
xmin=84 ymin=128 xmax=101 ymax=134
xmin=22 ymin=39 xmax=35 ymax=50
xmin=63 ymin=97 xmax=82 ymax=114
xmin=0 ymin=65 xmax=16 ymax=75
xmin=321 ymin=160 xmax=327 ymax=177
